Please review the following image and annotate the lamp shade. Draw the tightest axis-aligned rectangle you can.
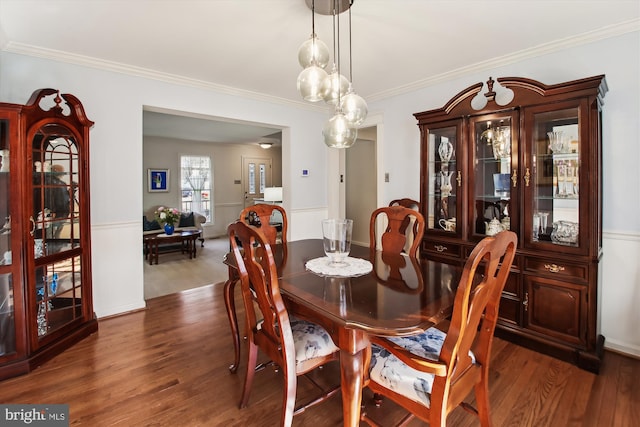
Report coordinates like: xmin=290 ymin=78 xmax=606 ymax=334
xmin=341 ymin=86 xmax=368 ymax=126
xmin=263 ymin=187 xmax=283 ymax=202
xmin=321 ymin=65 xmax=349 ymax=105
xmin=323 ymin=112 xmax=357 ymax=148
xmin=298 ymin=34 xmax=330 ymax=69
xmin=297 ymin=65 xmax=329 ymax=102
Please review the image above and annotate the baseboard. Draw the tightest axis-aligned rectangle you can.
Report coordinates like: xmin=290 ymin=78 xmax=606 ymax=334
xmin=604 ymin=337 xmax=640 ymax=359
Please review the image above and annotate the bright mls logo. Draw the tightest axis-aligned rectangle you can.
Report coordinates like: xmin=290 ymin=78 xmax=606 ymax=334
xmin=1 ymin=404 xmax=69 ymax=426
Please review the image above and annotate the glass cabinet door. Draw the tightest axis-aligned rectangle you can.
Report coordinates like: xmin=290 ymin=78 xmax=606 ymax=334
xmin=0 ymin=118 xmax=15 ymax=357
xmin=31 ymin=125 xmax=83 ymax=343
xmin=470 ymin=113 xmax=516 ymax=239
xmin=528 ymin=105 xmax=581 ymax=249
xmin=423 ymin=124 xmax=459 ymax=234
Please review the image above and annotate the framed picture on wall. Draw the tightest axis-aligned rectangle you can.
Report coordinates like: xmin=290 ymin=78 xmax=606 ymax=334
xmin=148 ymin=168 xmax=169 ymax=192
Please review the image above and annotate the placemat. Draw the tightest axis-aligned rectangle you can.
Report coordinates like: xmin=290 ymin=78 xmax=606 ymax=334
xmin=305 ymin=256 xmax=373 ymax=277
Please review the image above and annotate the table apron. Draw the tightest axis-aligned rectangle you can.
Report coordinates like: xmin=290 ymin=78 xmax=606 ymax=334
xmin=283 ymin=297 xmax=370 ymax=355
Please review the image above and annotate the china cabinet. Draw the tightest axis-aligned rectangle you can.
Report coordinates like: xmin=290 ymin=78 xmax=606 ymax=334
xmin=415 ymin=75 xmax=607 ymax=372
xmin=0 ymin=89 xmax=97 ymax=380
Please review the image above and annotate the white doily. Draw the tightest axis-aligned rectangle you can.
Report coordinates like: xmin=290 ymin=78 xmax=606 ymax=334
xmin=305 ymin=257 xmax=373 ymax=277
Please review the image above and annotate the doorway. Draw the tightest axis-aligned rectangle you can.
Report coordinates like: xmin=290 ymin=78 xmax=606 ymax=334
xmin=345 ymin=126 xmax=377 ymax=246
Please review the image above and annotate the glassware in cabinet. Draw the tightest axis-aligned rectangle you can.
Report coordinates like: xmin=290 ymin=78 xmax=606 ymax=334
xmin=424 ymin=125 xmax=459 ymax=233
xmin=530 ymin=107 xmax=580 ymax=247
xmin=470 ymin=114 xmax=515 ymax=238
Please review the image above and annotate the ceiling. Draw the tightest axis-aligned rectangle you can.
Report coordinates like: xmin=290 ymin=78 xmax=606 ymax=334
xmin=1 ymin=0 xmax=638 ymax=144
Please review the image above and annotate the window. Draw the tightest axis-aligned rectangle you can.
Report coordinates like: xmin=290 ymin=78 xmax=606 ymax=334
xmin=180 ymin=155 xmax=212 ymax=222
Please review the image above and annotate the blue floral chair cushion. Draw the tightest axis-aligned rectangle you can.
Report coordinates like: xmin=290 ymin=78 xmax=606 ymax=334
xmin=290 ymin=316 xmax=339 ymax=365
xmin=369 ymin=327 xmax=475 ymax=408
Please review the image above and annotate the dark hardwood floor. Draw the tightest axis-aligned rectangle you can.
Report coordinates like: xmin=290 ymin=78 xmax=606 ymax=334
xmin=0 ymin=282 xmax=638 ymax=426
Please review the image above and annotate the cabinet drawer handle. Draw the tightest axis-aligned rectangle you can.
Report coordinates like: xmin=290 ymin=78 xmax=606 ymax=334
xmin=524 ymin=167 xmax=531 ymax=187
xmin=511 ymin=170 xmax=517 ymax=188
xmin=434 ymin=245 xmax=447 ymax=252
xmin=544 ymin=263 xmax=565 ymax=273
xmin=456 ymin=171 xmax=462 ymax=187
xmin=523 ymin=292 xmax=529 ymax=312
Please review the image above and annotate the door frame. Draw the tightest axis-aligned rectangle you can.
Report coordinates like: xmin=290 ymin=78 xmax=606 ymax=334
xmin=333 ymin=113 xmax=384 ymax=235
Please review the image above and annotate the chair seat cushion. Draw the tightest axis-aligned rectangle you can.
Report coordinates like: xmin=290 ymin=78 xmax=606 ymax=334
xmin=290 ymin=316 xmax=339 ymax=365
xmin=369 ymin=327 xmax=475 ymax=408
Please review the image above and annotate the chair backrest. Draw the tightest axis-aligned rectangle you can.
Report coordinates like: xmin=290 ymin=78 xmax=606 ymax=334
xmin=439 ymin=230 xmax=517 ymax=385
xmin=389 ymin=198 xmax=420 ymax=211
xmin=227 ymin=220 xmax=294 ymax=370
xmin=389 ymin=199 xmax=421 ymax=246
xmin=239 ymin=203 xmax=288 ymax=245
xmin=370 ymin=206 xmax=425 ymax=257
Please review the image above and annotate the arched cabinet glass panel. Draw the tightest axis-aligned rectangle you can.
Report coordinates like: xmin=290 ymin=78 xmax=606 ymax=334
xmin=31 ymin=125 xmax=83 ymax=340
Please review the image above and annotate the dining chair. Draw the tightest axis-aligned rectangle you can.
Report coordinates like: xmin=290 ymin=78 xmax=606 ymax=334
xmin=239 ymin=203 xmax=288 ymax=244
xmin=361 ymin=230 xmax=517 ymax=427
xmin=388 ymin=199 xmax=421 ymax=252
xmin=370 ymin=205 xmax=425 ymax=258
xmin=228 ymin=221 xmax=340 ymax=427
xmin=226 ymin=203 xmax=289 ymax=373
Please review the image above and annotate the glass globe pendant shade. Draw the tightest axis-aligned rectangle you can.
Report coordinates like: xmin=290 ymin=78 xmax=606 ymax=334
xmin=341 ymin=85 xmax=368 ymax=126
xmin=321 ymin=65 xmax=349 ymax=105
xmin=297 ymin=64 xmax=329 ymax=102
xmin=298 ymin=34 xmax=330 ymax=69
xmin=323 ymin=111 xmax=358 ymax=148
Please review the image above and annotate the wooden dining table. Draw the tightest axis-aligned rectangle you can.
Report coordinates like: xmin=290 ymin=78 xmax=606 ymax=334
xmin=223 ymin=239 xmax=461 ymax=427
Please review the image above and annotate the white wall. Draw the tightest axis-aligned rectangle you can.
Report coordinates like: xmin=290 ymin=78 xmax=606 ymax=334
xmin=0 ymin=51 xmax=329 ymax=319
xmin=357 ymin=31 xmax=640 ymax=357
xmin=1 ymin=29 xmax=638 ymax=357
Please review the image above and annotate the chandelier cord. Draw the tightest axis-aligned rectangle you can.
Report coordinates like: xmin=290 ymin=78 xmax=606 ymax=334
xmin=348 ymin=1 xmax=353 ymax=83
xmin=311 ymin=0 xmax=316 ymax=43
xmin=335 ymin=0 xmax=342 ymax=107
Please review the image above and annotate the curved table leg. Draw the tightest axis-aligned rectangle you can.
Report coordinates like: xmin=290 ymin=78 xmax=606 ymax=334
xmin=340 ymin=348 xmax=365 ymax=427
xmin=224 ymin=268 xmax=240 ymax=373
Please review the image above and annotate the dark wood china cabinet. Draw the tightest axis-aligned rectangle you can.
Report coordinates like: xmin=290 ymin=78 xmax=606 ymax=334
xmin=0 ymin=89 xmax=97 ymax=380
xmin=415 ymin=75 xmax=607 ymax=373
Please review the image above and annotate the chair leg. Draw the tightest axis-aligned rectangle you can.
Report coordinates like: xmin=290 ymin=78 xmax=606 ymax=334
xmin=474 ymin=377 xmax=493 ymax=427
xmin=223 ymin=273 xmax=240 ymax=373
xmin=239 ymin=341 xmax=258 ymax=408
xmin=373 ymin=393 xmax=383 ymax=407
xmin=429 ymin=391 xmax=447 ymax=427
xmin=281 ymin=367 xmax=296 ymax=427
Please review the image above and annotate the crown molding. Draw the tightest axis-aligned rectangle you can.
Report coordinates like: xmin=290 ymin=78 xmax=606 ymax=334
xmin=1 ymin=41 xmax=326 ymax=112
xmin=2 ymin=18 xmax=638 ymax=106
xmin=367 ymin=18 xmax=640 ymax=103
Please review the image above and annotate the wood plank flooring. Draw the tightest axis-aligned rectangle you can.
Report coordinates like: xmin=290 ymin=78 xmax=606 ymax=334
xmin=0 ymin=282 xmax=638 ymax=426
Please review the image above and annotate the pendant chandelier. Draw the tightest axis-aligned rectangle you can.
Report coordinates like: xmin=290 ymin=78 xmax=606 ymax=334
xmin=297 ymin=0 xmax=368 ymax=148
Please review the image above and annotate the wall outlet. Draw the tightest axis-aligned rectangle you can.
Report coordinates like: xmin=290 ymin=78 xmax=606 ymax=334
xmin=385 ymin=172 xmax=390 ymax=182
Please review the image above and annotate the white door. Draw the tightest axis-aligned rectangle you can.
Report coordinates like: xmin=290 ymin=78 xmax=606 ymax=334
xmin=345 ymin=128 xmax=377 ymax=246
xmin=242 ymin=157 xmax=272 ymax=208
